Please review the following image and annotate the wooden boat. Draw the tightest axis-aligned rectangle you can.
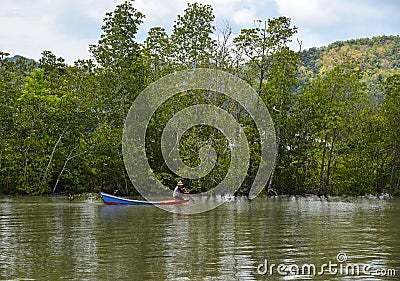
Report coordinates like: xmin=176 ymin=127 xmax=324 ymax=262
xmin=99 ymin=192 xmax=190 ymax=205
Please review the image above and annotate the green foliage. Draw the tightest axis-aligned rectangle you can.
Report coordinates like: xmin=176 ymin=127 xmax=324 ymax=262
xmin=290 ymin=61 xmax=367 ymax=195
xmin=0 ymin=2 xmax=399 ymax=197
xmin=171 ymin=3 xmax=216 ymax=68
xmin=89 ymin=0 xmax=144 ymax=67
xmin=233 ymin=17 xmax=297 ymax=90
xmin=143 ymin=27 xmax=172 ymax=80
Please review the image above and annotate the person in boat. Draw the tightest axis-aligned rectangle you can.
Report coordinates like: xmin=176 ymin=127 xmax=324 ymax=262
xmin=173 ymin=180 xmax=187 ymax=200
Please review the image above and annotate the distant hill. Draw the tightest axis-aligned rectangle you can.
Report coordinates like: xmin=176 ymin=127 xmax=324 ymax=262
xmin=299 ymin=35 xmax=400 ymax=99
xmin=7 ymin=55 xmax=35 ymax=64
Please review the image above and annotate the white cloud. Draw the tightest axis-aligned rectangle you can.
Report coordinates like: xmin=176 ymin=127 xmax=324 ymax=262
xmin=274 ymin=0 xmax=340 ymax=25
xmin=232 ymin=8 xmax=256 ymax=26
xmin=0 ymin=0 xmax=123 ymax=62
xmin=274 ymin=0 xmax=400 ymax=50
xmin=293 ymin=28 xmax=326 ymax=50
xmin=134 ymin=0 xmax=188 ymax=38
xmin=134 ymin=0 xmax=254 ymax=35
xmin=274 ymin=0 xmax=399 ymax=27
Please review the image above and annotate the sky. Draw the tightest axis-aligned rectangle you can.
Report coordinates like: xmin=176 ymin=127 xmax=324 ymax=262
xmin=1 ymin=0 xmax=399 ymax=64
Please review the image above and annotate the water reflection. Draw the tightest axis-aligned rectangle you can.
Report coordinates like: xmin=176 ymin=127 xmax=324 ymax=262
xmin=0 ymin=196 xmax=398 ymax=280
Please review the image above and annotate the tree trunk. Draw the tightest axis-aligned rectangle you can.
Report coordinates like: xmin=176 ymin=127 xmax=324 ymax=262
xmin=42 ymin=123 xmax=70 ymax=186
xmin=267 ymin=126 xmax=280 ymax=195
xmin=325 ymin=130 xmax=337 ymax=189
xmin=319 ymin=132 xmax=329 ymax=196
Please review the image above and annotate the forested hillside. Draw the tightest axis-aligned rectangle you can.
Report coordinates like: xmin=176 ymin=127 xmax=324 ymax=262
xmin=299 ymin=35 xmax=400 ymax=99
xmin=0 ymin=1 xmax=399 ymax=197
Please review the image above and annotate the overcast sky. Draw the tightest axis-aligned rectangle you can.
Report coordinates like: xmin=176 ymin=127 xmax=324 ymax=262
xmin=1 ymin=0 xmax=399 ymax=63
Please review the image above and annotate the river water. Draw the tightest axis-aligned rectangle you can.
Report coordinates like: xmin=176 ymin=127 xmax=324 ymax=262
xmin=0 ymin=195 xmax=398 ymax=280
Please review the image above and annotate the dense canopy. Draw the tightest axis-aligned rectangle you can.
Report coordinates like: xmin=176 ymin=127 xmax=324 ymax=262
xmin=0 ymin=1 xmax=399 ymax=196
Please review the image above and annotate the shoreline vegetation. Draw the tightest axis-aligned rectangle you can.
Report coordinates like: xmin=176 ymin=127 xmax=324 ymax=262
xmin=0 ymin=1 xmax=399 ymax=197
xmin=0 ymin=192 xmax=396 ymax=203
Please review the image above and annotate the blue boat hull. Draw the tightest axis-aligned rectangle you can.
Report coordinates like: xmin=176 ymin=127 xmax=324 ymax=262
xmin=99 ymin=192 xmax=189 ymax=205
